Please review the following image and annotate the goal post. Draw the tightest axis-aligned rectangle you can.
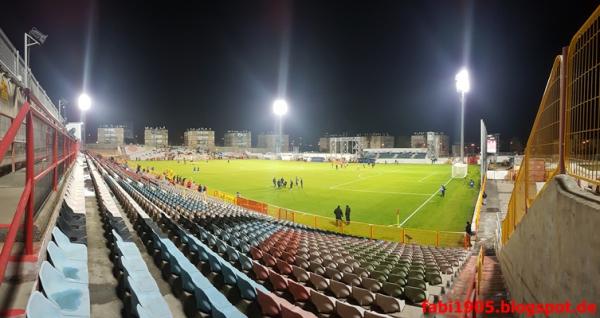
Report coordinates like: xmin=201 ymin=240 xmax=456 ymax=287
xmin=452 ymin=163 xmax=468 ymax=178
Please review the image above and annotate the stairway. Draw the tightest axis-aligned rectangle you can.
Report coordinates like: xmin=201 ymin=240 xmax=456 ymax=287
xmin=443 ymin=250 xmax=512 ymax=317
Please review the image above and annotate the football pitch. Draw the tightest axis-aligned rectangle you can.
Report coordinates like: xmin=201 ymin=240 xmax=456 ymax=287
xmin=130 ymin=160 xmax=480 ymax=232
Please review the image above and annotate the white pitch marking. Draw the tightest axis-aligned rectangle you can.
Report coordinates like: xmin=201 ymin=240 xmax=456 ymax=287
xmin=398 ymin=177 xmax=453 ymax=226
xmin=331 ymin=187 xmax=430 ymax=196
xmin=328 ymin=172 xmax=382 ymax=189
xmin=418 ymin=172 xmax=438 ymax=182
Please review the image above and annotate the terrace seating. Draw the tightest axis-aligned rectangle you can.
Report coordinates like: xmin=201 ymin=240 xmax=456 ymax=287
xmin=97 ymin=160 xmax=319 ymax=318
xmin=93 ymin=155 xmax=470 ymax=317
xmin=87 ymin=158 xmax=172 ymax=317
xmin=26 ymin=158 xmax=91 ymax=318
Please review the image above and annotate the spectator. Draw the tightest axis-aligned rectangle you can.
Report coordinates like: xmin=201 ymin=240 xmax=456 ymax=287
xmin=465 ymin=221 xmax=475 ymax=247
xmin=483 ymin=191 xmax=488 ymax=205
xmin=334 ymin=205 xmax=343 ymax=226
xmin=345 ymin=205 xmax=351 ymax=225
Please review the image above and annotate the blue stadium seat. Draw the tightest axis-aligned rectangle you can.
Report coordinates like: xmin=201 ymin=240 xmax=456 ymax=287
xmin=39 ymin=261 xmax=90 ymax=317
xmin=26 ymin=291 xmax=65 ymax=318
xmin=47 ymin=241 xmax=88 ymax=284
xmin=52 ymin=227 xmax=87 ymax=262
xmin=127 ymin=276 xmax=172 ymax=318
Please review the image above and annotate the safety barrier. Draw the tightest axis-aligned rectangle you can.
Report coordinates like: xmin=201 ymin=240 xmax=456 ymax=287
xmin=0 ymin=98 xmax=78 ymax=285
xmin=502 ymin=6 xmax=600 ymax=244
xmin=565 ymin=8 xmax=600 ymax=184
xmin=472 ymin=175 xmax=487 ymax=232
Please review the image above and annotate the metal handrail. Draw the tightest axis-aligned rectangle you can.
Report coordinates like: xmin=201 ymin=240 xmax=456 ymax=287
xmin=0 ymin=99 xmax=78 ymax=284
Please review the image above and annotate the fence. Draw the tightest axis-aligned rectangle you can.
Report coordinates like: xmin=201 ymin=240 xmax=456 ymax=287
xmin=565 ymin=9 xmax=600 ymax=183
xmin=0 ymin=28 xmax=62 ymax=122
xmin=0 ymin=98 xmax=78 ymax=284
xmin=502 ymin=6 xmax=600 ymax=244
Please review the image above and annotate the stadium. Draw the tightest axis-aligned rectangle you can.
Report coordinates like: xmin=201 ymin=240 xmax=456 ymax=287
xmin=0 ymin=2 xmax=598 ymax=318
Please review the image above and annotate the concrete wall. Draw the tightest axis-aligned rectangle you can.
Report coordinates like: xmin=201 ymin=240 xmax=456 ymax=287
xmin=499 ymin=175 xmax=600 ymax=315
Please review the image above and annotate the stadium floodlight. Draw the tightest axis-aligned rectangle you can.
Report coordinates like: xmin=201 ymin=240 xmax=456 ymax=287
xmin=272 ymin=99 xmax=288 ymax=116
xmin=455 ymin=68 xmax=470 ymax=93
xmin=23 ymin=27 xmax=48 ymax=89
xmin=28 ymin=27 xmax=48 ymax=44
xmin=272 ymin=98 xmax=288 ymax=153
xmin=455 ymin=68 xmax=470 ymax=163
xmin=78 ymin=93 xmax=92 ymax=111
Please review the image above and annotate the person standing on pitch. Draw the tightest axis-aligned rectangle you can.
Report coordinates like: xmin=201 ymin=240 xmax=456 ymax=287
xmin=290 ymin=178 xmax=294 ymax=189
xmin=345 ymin=205 xmax=351 ymax=225
xmin=300 ymin=178 xmax=303 ymax=189
xmin=440 ymin=185 xmax=446 ymax=197
xmin=273 ymin=177 xmax=276 ymax=188
xmin=334 ymin=205 xmax=343 ymax=226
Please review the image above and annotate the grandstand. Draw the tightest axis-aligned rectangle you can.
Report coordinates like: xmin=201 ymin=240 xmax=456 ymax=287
xmin=0 ymin=4 xmax=599 ymax=318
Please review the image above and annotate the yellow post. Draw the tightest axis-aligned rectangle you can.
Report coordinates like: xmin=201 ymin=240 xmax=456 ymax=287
xmin=370 ymin=225 xmax=373 ymax=239
xmin=314 ymin=215 xmax=317 ymax=227
xmin=396 ymin=209 xmax=400 ymax=225
xmin=400 ymin=228 xmax=404 ymax=243
xmin=436 ymin=231 xmax=440 ymax=247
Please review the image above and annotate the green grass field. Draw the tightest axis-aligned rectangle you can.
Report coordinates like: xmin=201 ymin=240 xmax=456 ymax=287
xmin=131 ymin=160 xmax=480 ymax=232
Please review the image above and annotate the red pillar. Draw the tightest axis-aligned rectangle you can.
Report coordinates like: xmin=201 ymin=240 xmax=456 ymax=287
xmin=52 ymin=130 xmax=58 ymax=190
xmin=25 ymin=112 xmax=35 ymax=255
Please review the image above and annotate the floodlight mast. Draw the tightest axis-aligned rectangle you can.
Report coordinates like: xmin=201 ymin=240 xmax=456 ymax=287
xmin=272 ymin=99 xmax=288 ymax=153
xmin=78 ymin=93 xmax=92 ymax=148
xmin=455 ymin=68 xmax=470 ymax=163
xmin=23 ymin=27 xmax=48 ymax=89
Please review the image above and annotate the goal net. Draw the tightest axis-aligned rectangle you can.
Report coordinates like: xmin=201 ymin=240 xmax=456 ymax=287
xmin=452 ymin=163 xmax=468 ymax=178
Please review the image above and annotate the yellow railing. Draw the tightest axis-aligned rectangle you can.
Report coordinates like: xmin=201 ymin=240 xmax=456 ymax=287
xmin=565 ymin=6 xmax=600 ymax=184
xmin=476 ymin=246 xmax=484 ymax=295
xmin=502 ymin=57 xmax=562 ymax=244
xmin=502 ymin=5 xmax=600 ymax=244
xmin=472 ymin=175 xmax=487 ymax=231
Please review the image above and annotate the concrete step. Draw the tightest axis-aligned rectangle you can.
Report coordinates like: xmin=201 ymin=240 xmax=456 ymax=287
xmin=0 ymin=280 xmax=35 ymax=318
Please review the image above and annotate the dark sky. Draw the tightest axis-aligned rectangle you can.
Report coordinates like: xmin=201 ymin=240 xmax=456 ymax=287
xmin=2 ymin=0 xmax=598 ymax=148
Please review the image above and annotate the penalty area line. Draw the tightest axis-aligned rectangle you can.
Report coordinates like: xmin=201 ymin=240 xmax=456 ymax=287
xmin=398 ymin=177 xmax=453 ymax=227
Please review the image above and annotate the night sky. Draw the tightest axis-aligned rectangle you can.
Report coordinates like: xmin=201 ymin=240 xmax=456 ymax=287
xmin=2 ymin=1 xmax=598 ymax=149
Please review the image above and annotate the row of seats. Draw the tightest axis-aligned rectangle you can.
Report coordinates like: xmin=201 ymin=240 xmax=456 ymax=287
xmin=87 ymin=158 xmax=172 ymax=318
xmin=27 ymin=157 xmax=91 ymax=317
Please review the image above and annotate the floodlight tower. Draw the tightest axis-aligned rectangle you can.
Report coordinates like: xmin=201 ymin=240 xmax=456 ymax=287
xmin=24 ymin=27 xmax=48 ymax=89
xmin=272 ymin=99 xmax=288 ymax=153
xmin=78 ymin=93 xmax=92 ymax=148
xmin=455 ymin=68 xmax=470 ymax=163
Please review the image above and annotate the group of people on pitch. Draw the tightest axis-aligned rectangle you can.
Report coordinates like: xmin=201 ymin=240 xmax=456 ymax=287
xmin=273 ymin=176 xmax=303 ymax=189
xmin=333 ymin=205 xmax=351 ymax=225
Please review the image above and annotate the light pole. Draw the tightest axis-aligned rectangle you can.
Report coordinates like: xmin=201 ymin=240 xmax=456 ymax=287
xmin=24 ymin=28 xmax=47 ymax=89
xmin=58 ymin=98 xmax=69 ymax=123
xmin=272 ymin=99 xmax=288 ymax=154
xmin=455 ymin=68 xmax=470 ymax=163
xmin=78 ymin=93 xmax=91 ymax=149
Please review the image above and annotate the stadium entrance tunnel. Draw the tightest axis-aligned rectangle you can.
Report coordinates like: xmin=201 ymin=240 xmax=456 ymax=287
xmin=499 ymin=175 xmax=600 ymax=309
